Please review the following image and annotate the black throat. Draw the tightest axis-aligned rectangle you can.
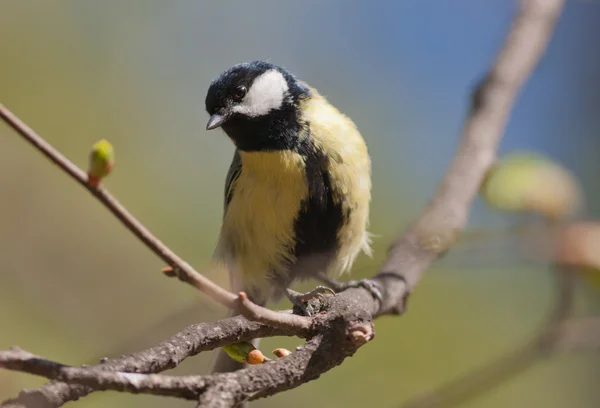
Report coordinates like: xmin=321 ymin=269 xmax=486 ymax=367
xmin=221 ymin=103 xmax=305 ymax=152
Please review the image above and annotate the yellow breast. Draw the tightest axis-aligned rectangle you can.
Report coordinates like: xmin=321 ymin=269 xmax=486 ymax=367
xmin=220 ymin=150 xmax=308 ymax=294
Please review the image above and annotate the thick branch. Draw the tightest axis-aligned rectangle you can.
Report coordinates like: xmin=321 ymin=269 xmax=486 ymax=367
xmin=4 ymin=315 xmax=600 ymax=408
xmin=1 ymin=316 xmax=297 ymax=408
xmin=0 ymin=335 xmax=336 ymax=408
xmin=1 ymin=292 xmax=374 ymax=408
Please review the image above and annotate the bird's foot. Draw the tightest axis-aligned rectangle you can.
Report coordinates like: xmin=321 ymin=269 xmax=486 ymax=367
xmin=285 ymin=286 xmax=335 ymax=316
xmin=317 ymin=275 xmax=383 ymax=304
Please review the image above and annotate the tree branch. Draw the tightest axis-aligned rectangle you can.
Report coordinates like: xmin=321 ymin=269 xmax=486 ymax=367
xmin=0 ymin=334 xmax=347 ymax=408
xmin=0 ymin=347 xmax=212 ymax=401
xmin=2 ymin=293 xmax=374 ymax=408
xmin=0 ymin=102 xmax=318 ymax=334
xmin=372 ymin=0 xmax=567 ymax=315
xmin=0 ymin=104 xmax=239 ymax=310
xmin=1 ymin=316 xmax=296 ymax=408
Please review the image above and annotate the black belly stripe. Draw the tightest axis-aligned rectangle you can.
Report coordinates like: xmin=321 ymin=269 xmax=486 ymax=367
xmin=292 ymin=136 xmax=347 ymax=260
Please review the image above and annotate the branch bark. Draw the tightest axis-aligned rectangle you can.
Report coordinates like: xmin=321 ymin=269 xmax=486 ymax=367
xmin=2 ymin=293 xmax=374 ymax=408
xmin=1 ymin=316 xmax=293 ymax=408
xmin=0 ymin=333 xmax=347 ymax=408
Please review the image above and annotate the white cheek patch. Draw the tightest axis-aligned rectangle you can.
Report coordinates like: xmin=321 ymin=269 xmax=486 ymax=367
xmin=232 ymin=69 xmax=289 ymax=117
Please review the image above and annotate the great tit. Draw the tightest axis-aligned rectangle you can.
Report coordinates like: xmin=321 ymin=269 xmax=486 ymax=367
xmin=205 ymin=61 xmax=373 ymax=373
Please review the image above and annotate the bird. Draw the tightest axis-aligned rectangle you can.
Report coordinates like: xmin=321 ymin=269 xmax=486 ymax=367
xmin=204 ymin=61 xmax=376 ymax=374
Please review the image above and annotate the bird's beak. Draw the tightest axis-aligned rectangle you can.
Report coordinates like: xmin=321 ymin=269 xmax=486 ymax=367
xmin=206 ymin=113 xmax=227 ymax=130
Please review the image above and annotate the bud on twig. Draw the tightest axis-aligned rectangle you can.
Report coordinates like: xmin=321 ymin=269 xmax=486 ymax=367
xmin=87 ymin=139 xmax=115 ymax=188
xmin=247 ymin=349 xmax=266 ymax=365
xmin=272 ymin=348 xmax=291 ymax=358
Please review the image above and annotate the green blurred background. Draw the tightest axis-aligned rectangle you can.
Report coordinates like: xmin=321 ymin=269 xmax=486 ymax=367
xmin=1 ymin=1 xmax=599 ymax=407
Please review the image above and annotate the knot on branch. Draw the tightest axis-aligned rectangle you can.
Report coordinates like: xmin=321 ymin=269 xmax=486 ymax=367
xmin=347 ymin=322 xmax=375 ymax=347
xmin=310 ymin=292 xmax=376 ymax=355
xmin=416 ymin=221 xmax=461 ymax=256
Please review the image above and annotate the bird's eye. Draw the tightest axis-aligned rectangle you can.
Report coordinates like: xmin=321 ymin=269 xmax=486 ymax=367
xmin=232 ymin=85 xmax=247 ymax=101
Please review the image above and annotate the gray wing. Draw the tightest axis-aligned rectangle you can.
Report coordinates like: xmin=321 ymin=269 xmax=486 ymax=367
xmin=223 ymin=149 xmax=242 ymax=214
xmin=213 ymin=149 xmax=242 ymax=289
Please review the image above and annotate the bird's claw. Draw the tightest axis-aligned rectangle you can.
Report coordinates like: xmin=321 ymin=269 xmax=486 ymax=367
xmin=335 ymin=279 xmax=383 ymax=303
xmin=285 ymin=286 xmax=336 ymax=316
xmin=296 ymin=285 xmax=336 ymax=302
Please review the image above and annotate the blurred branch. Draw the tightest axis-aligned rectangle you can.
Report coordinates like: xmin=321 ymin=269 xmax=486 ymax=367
xmin=550 ymin=316 xmax=600 ymax=353
xmin=401 ymin=221 xmax=600 ymax=407
xmin=373 ymin=0 xmax=567 ymax=315
xmin=401 ymin=264 xmax=578 ymax=408
xmin=0 ymin=0 xmax=569 ymax=406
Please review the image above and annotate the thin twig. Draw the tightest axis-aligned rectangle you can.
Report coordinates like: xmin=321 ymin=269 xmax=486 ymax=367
xmin=237 ymin=292 xmax=313 ymax=331
xmin=0 ymin=104 xmax=316 ymax=333
xmin=0 ymin=104 xmax=237 ymax=309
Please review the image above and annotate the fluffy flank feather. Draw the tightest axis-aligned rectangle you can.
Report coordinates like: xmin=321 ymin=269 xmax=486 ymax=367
xmin=299 ymin=86 xmax=372 ymax=277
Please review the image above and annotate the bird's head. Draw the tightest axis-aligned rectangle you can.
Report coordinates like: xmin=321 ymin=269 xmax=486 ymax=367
xmin=205 ymin=61 xmax=310 ymax=151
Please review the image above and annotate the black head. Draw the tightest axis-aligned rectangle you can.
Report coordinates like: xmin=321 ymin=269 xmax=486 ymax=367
xmin=205 ymin=61 xmax=311 ymax=151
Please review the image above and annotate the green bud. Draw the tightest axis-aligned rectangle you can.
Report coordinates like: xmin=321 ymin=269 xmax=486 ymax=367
xmin=88 ymin=139 xmax=115 ymax=187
